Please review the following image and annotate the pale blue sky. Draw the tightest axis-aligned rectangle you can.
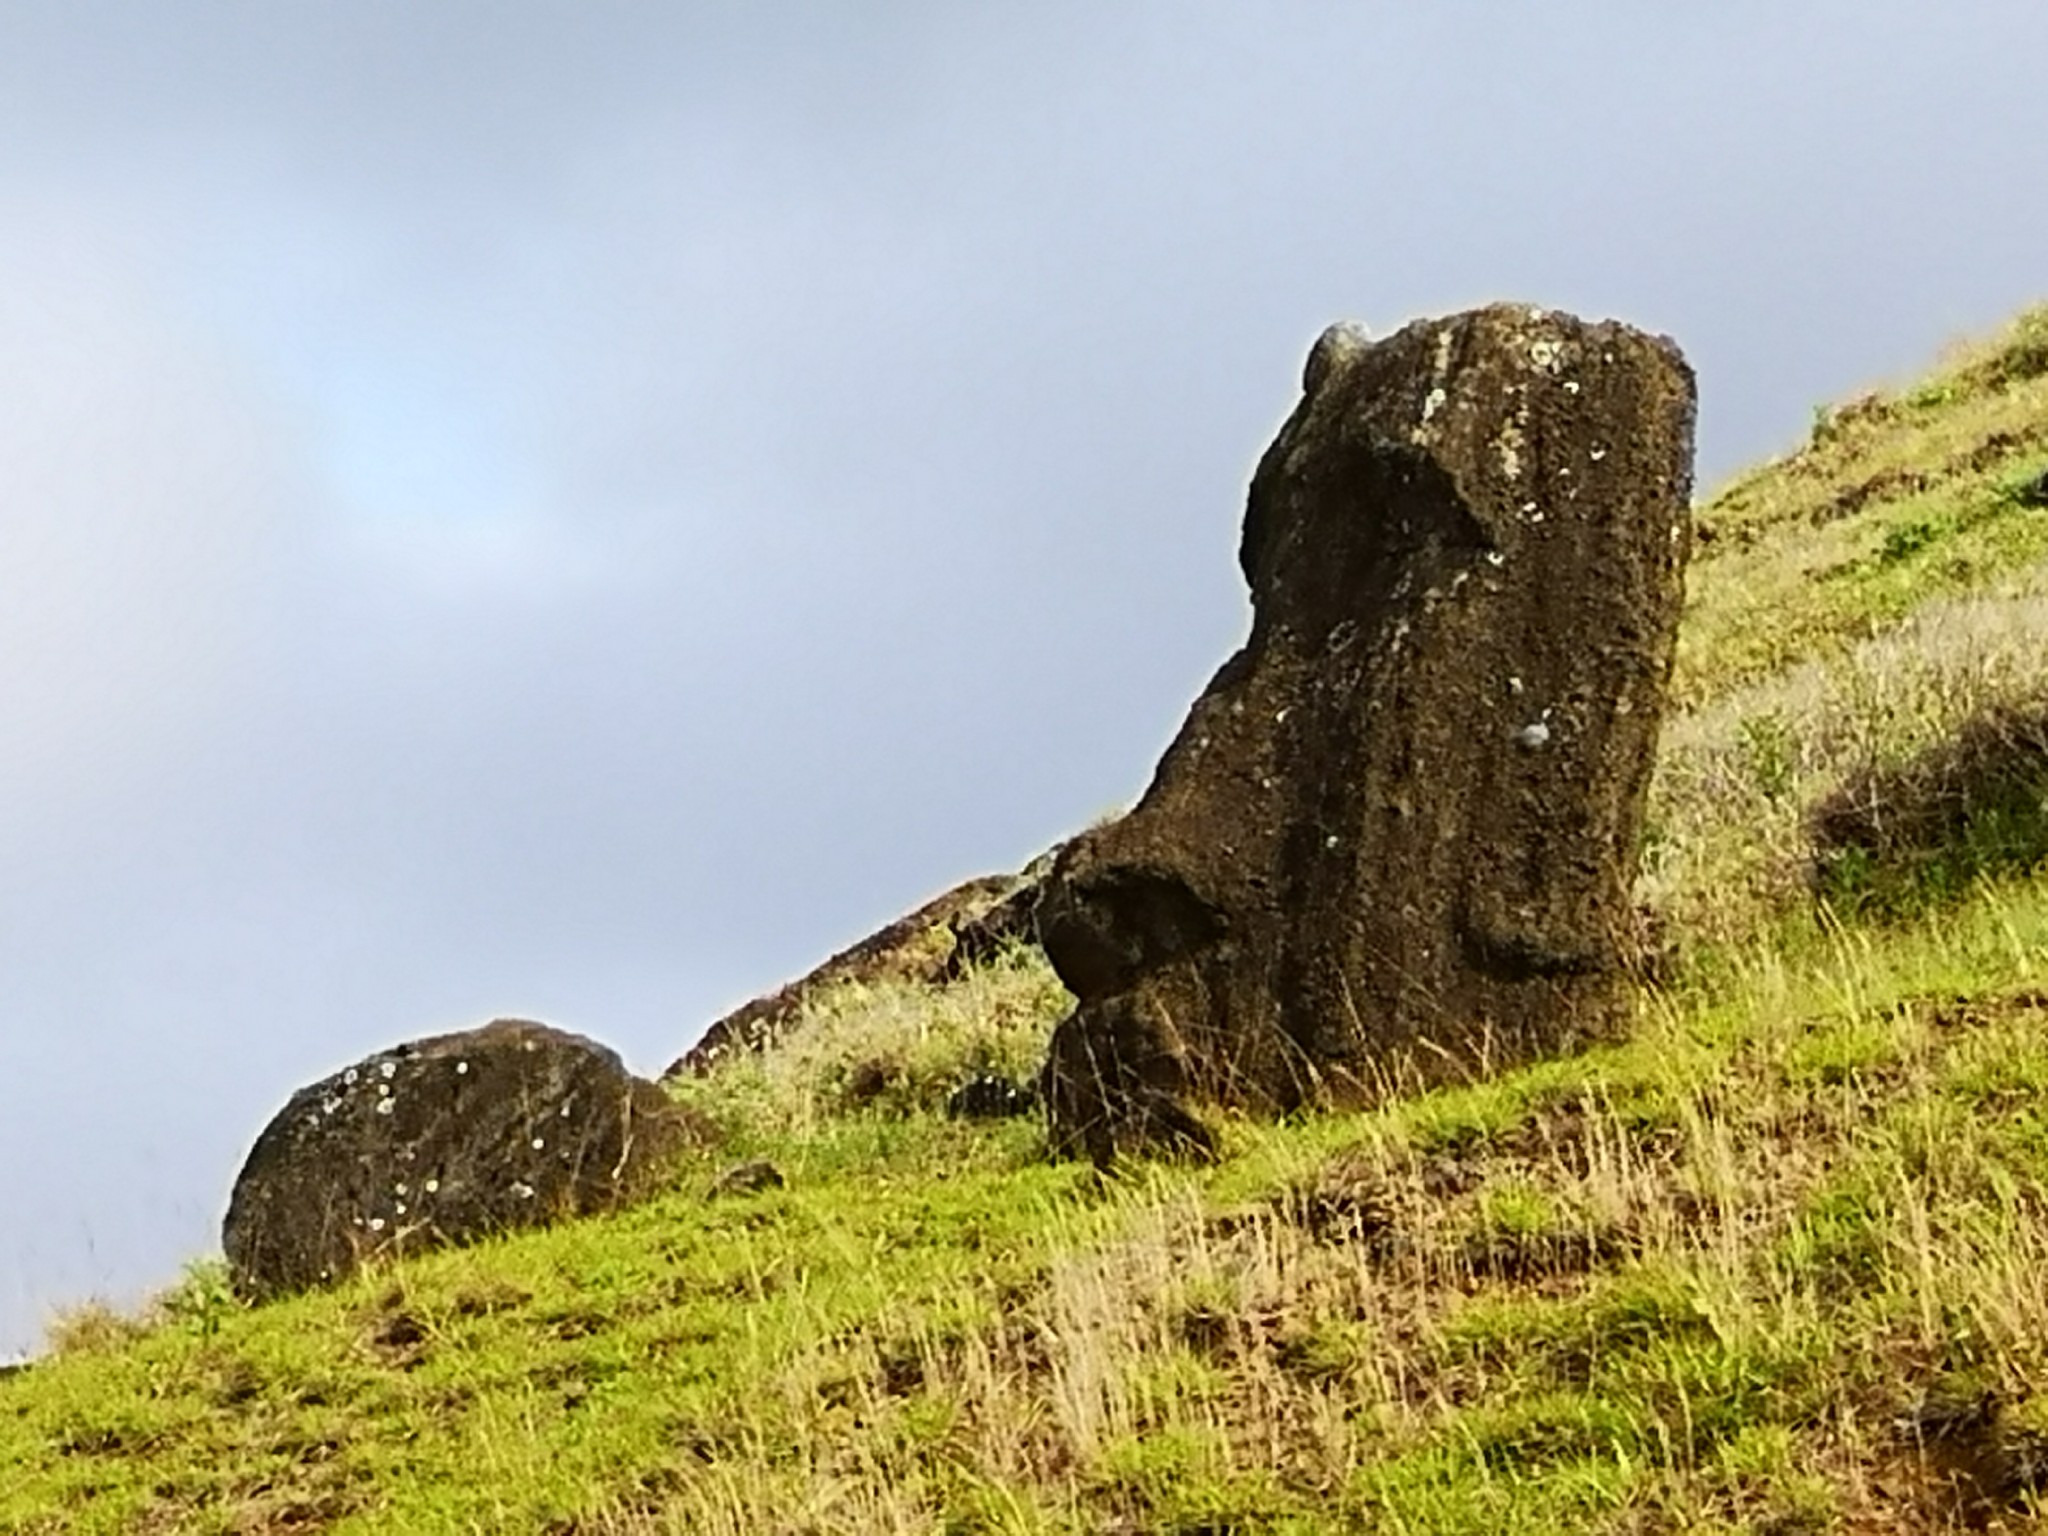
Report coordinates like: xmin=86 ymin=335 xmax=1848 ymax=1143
xmin=4 ymin=3 xmax=2046 ymax=1357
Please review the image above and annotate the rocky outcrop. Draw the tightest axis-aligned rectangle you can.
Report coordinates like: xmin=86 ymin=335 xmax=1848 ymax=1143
xmin=944 ymin=1072 xmax=1038 ymax=1120
xmin=224 ymin=1019 xmax=703 ymax=1300
xmin=664 ymin=853 xmax=1055 ymax=1079
xmin=705 ymin=1159 xmax=785 ymax=1199
xmin=1039 ymin=305 xmax=1696 ymax=1162
xmin=941 ymin=845 xmax=1062 ymax=979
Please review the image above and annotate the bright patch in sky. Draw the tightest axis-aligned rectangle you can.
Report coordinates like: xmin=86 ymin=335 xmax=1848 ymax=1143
xmin=309 ymin=344 xmax=615 ymax=596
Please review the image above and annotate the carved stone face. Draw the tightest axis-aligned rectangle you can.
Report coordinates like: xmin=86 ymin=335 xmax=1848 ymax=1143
xmin=1040 ymin=304 xmax=1696 ymax=1162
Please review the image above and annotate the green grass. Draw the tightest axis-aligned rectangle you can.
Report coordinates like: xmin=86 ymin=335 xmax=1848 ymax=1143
xmin=1678 ymin=305 xmax=2048 ymax=704
xmin=15 ymin=910 xmax=2048 ymax=1532
xmin=1644 ymin=310 xmax=2048 ymax=952
xmin=8 ymin=303 xmax=2048 ymax=1533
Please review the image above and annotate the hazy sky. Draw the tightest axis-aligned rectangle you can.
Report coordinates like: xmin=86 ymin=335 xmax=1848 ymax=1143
xmin=4 ymin=3 xmax=2044 ymax=1358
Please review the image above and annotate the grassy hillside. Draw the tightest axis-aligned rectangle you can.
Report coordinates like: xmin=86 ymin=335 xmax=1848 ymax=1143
xmin=8 ymin=307 xmax=2048 ymax=1535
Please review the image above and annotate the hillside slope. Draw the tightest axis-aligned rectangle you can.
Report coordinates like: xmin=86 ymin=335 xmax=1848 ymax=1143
xmin=6 ymin=307 xmax=2048 ymax=1535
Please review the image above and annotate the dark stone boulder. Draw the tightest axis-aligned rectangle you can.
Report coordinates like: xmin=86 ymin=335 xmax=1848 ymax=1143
xmin=944 ymin=1072 xmax=1038 ymax=1120
xmin=224 ymin=1019 xmax=703 ymax=1300
xmin=1039 ymin=305 xmax=1696 ymax=1162
xmin=940 ymin=843 xmax=1063 ymax=980
xmin=663 ymin=854 xmax=1054 ymax=1080
xmin=705 ymin=1159 xmax=785 ymax=1199
xmin=841 ymin=1057 xmax=902 ymax=1108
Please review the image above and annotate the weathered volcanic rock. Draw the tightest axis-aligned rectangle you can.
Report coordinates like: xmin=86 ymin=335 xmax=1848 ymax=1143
xmin=224 ymin=1019 xmax=702 ymax=1299
xmin=940 ymin=844 xmax=1063 ymax=980
xmin=705 ymin=1159 xmax=785 ymax=1200
xmin=1039 ymin=305 xmax=1696 ymax=1162
xmin=663 ymin=855 xmax=1053 ymax=1080
xmin=944 ymin=1072 xmax=1038 ymax=1120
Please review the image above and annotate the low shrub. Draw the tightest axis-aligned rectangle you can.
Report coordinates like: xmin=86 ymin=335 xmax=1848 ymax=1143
xmin=1808 ymin=701 xmax=2048 ymax=918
